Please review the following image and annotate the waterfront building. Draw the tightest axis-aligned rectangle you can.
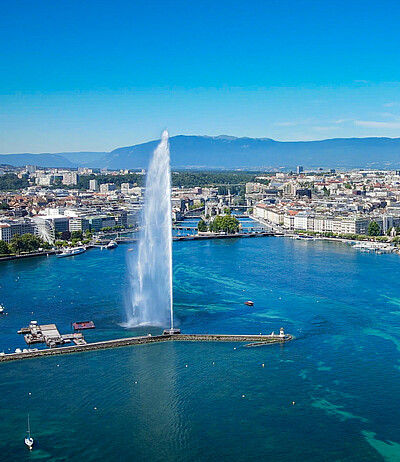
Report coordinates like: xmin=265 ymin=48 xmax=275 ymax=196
xmin=69 ymin=217 xmax=90 ymax=233
xmin=0 ymin=218 xmax=35 ymax=243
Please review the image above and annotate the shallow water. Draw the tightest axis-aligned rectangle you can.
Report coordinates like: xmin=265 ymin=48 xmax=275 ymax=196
xmin=1 ymin=236 xmax=400 ymax=461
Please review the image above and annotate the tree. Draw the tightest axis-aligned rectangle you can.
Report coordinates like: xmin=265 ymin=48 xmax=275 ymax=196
xmin=197 ymin=219 xmax=208 ymax=232
xmin=209 ymin=215 xmax=239 ymax=234
xmin=10 ymin=233 xmax=49 ymax=254
xmin=0 ymin=240 xmax=10 ymax=255
xmin=61 ymin=231 xmax=71 ymax=240
xmin=71 ymin=231 xmax=83 ymax=240
xmin=223 ymin=207 xmax=231 ymax=215
xmin=368 ymin=221 xmax=381 ymax=236
xmin=10 ymin=234 xmax=25 ymax=254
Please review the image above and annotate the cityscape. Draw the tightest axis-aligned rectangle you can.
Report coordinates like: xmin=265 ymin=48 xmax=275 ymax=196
xmin=2 ymin=1 xmax=400 ymax=461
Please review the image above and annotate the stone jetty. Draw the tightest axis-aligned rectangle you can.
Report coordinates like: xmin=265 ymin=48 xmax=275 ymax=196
xmin=0 ymin=331 xmax=292 ymax=363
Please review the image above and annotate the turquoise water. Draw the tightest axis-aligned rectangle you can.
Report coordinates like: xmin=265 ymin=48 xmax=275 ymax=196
xmin=1 ymin=236 xmax=400 ymax=461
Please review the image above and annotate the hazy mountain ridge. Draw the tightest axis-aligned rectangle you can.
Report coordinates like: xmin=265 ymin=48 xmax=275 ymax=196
xmin=2 ymin=136 xmax=400 ymax=169
xmin=103 ymin=135 xmax=400 ymax=169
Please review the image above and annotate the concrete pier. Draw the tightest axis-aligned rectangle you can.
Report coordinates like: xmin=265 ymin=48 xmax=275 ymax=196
xmin=0 ymin=332 xmax=292 ymax=363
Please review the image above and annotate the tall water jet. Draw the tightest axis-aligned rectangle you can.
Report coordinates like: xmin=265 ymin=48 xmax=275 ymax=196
xmin=125 ymin=130 xmax=174 ymax=328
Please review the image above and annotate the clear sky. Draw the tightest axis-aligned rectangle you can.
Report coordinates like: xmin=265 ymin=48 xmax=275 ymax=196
xmin=1 ymin=0 xmax=400 ymax=153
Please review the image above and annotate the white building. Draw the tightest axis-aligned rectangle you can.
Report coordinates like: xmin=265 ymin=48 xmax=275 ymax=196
xmin=62 ymin=172 xmax=79 ymax=186
xmin=89 ymin=179 xmax=99 ymax=191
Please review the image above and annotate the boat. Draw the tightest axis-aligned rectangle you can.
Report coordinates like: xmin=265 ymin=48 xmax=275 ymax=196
xmin=244 ymin=301 xmax=254 ymax=306
xmin=0 ymin=305 xmax=4 ymax=314
xmin=56 ymin=246 xmax=86 ymax=258
xmin=106 ymin=240 xmax=118 ymax=249
xmin=24 ymin=414 xmax=34 ymax=450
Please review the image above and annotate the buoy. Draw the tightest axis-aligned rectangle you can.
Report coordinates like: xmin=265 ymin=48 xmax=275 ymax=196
xmin=233 ymin=347 xmax=236 ymax=350
xmin=242 ymin=395 xmax=245 ymax=398
xmin=94 ymin=407 xmax=97 ymax=410
xmin=134 ymin=381 xmax=138 ymax=384
xmin=262 ymin=364 xmax=265 ymax=367
xmin=212 ymin=362 xmax=215 ymax=365
xmin=28 ymin=393 xmax=32 ymax=396
xmin=292 ymin=401 xmax=295 ymax=405
xmin=185 ymin=365 xmax=188 ymax=368
xmin=57 ymin=364 xmax=60 ymax=367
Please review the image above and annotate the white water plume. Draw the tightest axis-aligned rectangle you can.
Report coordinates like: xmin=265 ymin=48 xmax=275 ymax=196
xmin=125 ymin=130 xmax=174 ymax=328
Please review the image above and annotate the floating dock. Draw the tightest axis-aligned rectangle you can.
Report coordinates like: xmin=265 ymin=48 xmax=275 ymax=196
xmin=0 ymin=331 xmax=292 ymax=363
xmin=18 ymin=321 xmax=86 ymax=347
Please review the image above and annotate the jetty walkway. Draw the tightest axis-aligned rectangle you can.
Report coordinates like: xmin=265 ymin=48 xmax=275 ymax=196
xmin=0 ymin=332 xmax=292 ymax=363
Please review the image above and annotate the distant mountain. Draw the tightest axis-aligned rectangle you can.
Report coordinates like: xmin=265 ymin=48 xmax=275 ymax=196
xmin=101 ymin=135 xmax=400 ymax=169
xmin=0 ymin=153 xmax=76 ymax=168
xmin=0 ymin=151 xmax=106 ymax=168
xmin=56 ymin=152 xmax=107 ymax=166
xmin=3 ymin=136 xmax=400 ymax=169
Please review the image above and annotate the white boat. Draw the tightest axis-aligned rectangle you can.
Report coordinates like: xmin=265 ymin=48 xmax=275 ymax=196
xmin=56 ymin=246 xmax=86 ymax=258
xmin=0 ymin=305 xmax=4 ymax=314
xmin=24 ymin=414 xmax=34 ymax=450
xmin=106 ymin=240 xmax=118 ymax=249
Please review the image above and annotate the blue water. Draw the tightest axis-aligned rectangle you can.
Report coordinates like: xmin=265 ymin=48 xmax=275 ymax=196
xmin=1 ymin=236 xmax=400 ymax=461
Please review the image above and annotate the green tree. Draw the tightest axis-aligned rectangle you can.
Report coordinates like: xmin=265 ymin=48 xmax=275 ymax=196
xmin=368 ymin=221 xmax=381 ymax=236
xmin=209 ymin=215 xmax=239 ymax=234
xmin=197 ymin=219 xmax=208 ymax=232
xmin=10 ymin=233 xmax=48 ymax=254
xmin=0 ymin=240 xmax=10 ymax=255
xmin=223 ymin=207 xmax=231 ymax=215
xmin=71 ymin=231 xmax=83 ymax=240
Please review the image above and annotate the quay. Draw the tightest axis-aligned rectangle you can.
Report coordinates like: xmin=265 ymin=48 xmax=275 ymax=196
xmin=0 ymin=330 xmax=292 ymax=363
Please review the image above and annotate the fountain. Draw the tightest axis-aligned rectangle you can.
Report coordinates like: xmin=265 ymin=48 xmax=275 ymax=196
xmin=125 ymin=130 xmax=175 ymax=329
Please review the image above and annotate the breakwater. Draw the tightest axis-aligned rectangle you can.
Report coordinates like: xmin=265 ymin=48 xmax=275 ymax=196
xmin=0 ymin=332 xmax=292 ymax=363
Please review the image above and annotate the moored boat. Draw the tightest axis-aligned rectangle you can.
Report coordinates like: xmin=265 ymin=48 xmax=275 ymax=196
xmin=106 ymin=240 xmax=118 ymax=249
xmin=57 ymin=246 xmax=86 ymax=258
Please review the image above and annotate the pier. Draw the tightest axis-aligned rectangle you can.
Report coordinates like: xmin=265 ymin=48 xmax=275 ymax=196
xmin=0 ymin=331 xmax=292 ymax=363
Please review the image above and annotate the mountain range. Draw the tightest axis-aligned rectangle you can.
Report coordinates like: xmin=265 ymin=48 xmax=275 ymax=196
xmin=2 ymin=136 xmax=400 ymax=170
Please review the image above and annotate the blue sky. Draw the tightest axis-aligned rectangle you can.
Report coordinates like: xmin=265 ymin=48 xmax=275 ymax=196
xmin=1 ymin=0 xmax=400 ymax=152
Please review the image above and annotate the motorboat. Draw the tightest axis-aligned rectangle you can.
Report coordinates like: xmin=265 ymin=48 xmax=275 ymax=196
xmin=106 ymin=240 xmax=118 ymax=249
xmin=24 ymin=415 xmax=34 ymax=450
xmin=56 ymin=246 xmax=86 ymax=258
xmin=244 ymin=301 xmax=254 ymax=306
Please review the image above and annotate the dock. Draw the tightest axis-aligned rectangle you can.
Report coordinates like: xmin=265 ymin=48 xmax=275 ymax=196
xmin=0 ymin=331 xmax=292 ymax=363
xmin=18 ymin=321 xmax=86 ymax=347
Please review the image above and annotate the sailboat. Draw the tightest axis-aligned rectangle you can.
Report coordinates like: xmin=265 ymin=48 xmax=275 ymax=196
xmin=24 ymin=414 xmax=34 ymax=450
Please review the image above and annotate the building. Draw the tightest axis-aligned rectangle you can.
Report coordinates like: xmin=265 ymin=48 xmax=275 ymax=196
xmin=297 ymin=166 xmax=304 ymax=174
xmin=0 ymin=218 xmax=35 ymax=243
xmin=62 ymin=172 xmax=79 ymax=186
xmin=89 ymin=179 xmax=99 ymax=191
xmin=69 ymin=217 xmax=90 ymax=233
xmin=100 ymin=183 xmax=116 ymax=193
xmin=26 ymin=165 xmax=37 ymax=174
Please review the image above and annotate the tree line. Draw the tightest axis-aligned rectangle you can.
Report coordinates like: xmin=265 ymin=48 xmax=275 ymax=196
xmin=0 ymin=234 xmax=50 ymax=256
